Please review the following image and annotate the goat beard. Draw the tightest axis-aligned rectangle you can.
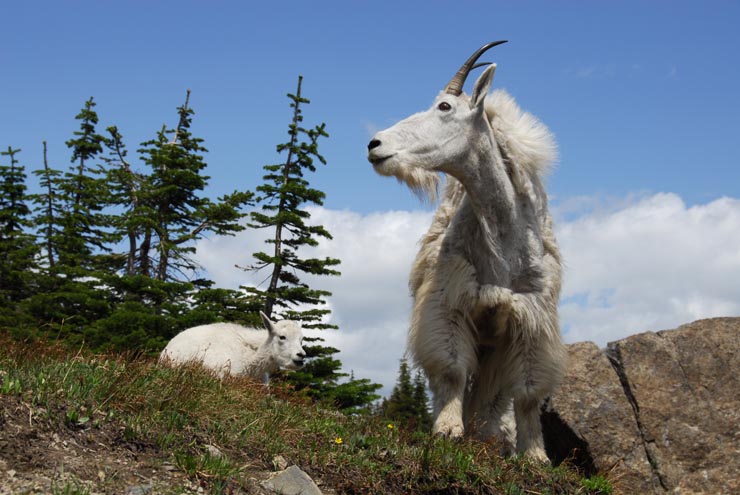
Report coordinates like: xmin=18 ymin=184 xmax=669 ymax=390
xmin=375 ymin=160 xmax=441 ymax=203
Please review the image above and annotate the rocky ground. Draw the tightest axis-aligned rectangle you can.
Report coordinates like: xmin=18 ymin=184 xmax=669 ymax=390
xmin=0 ymin=394 xmax=315 ymax=495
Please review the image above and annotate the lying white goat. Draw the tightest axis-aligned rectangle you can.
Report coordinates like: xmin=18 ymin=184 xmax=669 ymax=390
xmin=159 ymin=312 xmax=306 ymax=383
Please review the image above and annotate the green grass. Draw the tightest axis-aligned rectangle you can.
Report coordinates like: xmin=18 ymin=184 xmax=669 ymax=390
xmin=51 ymin=481 xmax=91 ymax=495
xmin=0 ymin=336 xmax=614 ymax=494
xmin=581 ymin=475 xmax=614 ymax=494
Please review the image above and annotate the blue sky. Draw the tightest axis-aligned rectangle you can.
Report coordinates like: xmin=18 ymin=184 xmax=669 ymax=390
xmin=3 ymin=1 xmax=740 ymax=394
xmin=3 ymin=1 xmax=739 ymax=211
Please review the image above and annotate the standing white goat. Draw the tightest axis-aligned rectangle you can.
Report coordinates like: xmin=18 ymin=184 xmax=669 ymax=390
xmin=367 ymin=41 xmax=565 ymax=462
xmin=159 ymin=312 xmax=306 ymax=383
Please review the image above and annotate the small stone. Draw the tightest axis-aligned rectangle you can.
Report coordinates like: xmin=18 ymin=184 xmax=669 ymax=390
xmin=125 ymin=484 xmax=153 ymax=495
xmin=272 ymin=454 xmax=288 ymax=471
xmin=204 ymin=444 xmax=223 ymax=458
xmin=261 ymin=465 xmax=322 ymax=495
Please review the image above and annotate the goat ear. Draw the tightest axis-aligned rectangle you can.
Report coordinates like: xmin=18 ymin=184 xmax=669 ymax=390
xmin=260 ymin=311 xmax=275 ymax=334
xmin=471 ymin=63 xmax=496 ymax=110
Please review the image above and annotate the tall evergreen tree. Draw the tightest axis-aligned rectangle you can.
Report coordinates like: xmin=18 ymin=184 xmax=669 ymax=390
xmin=88 ymin=92 xmax=253 ymax=350
xmin=21 ymin=100 xmax=115 ymax=341
xmin=138 ymin=90 xmax=253 ymax=283
xmin=30 ymin=142 xmax=64 ymax=270
xmin=245 ymin=75 xmax=340 ymax=324
xmin=381 ymin=359 xmax=432 ymax=430
xmin=58 ymin=97 xmax=112 ymax=270
xmin=0 ymin=147 xmax=37 ymax=305
xmin=244 ymin=76 xmax=380 ymax=409
xmin=411 ymin=368 xmax=432 ymax=430
xmin=103 ymin=125 xmax=149 ymax=277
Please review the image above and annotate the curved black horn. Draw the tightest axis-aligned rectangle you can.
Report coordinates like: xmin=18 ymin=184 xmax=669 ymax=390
xmin=444 ymin=40 xmax=508 ymax=96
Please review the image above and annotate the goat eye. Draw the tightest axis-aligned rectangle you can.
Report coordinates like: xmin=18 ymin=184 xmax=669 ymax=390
xmin=438 ymin=101 xmax=452 ymax=112
xmin=279 ymin=336 xmax=286 ymax=341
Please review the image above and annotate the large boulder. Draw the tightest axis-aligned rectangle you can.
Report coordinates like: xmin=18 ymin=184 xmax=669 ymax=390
xmin=543 ymin=317 xmax=740 ymax=494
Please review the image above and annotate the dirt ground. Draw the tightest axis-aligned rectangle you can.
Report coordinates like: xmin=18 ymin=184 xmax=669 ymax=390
xmin=0 ymin=395 xmax=272 ymax=494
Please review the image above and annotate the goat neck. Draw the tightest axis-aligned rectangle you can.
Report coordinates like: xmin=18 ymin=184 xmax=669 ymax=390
xmin=449 ymin=116 xmax=518 ymax=237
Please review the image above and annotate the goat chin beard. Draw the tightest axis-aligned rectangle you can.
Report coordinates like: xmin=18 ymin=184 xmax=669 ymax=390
xmin=374 ymin=160 xmax=440 ymax=203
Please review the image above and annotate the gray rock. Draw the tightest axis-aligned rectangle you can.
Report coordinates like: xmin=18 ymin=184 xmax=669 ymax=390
xmin=272 ymin=454 xmax=289 ymax=471
xmin=204 ymin=444 xmax=223 ymax=458
xmin=544 ymin=317 xmax=740 ymax=494
xmin=542 ymin=341 xmax=657 ymax=493
xmin=125 ymin=484 xmax=153 ymax=495
xmin=261 ymin=465 xmax=323 ymax=495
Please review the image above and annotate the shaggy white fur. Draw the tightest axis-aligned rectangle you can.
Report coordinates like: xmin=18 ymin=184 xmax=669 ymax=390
xmin=159 ymin=312 xmax=306 ymax=383
xmin=368 ymin=62 xmax=566 ymax=462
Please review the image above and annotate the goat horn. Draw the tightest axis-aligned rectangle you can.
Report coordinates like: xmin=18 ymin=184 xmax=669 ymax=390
xmin=445 ymin=40 xmax=508 ymax=96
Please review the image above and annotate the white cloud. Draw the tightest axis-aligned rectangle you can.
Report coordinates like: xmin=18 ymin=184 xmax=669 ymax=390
xmin=556 ymin=193 xmax=740 ymax=346
xmin=194 ymin=194 xmax=740 ymax=396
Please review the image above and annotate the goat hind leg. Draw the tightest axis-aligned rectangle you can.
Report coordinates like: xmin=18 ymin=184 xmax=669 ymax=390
xmin=513 ymin=396 xmax=548 ymax=462
xmin=465 ymin=345 xmax=517 ymax=453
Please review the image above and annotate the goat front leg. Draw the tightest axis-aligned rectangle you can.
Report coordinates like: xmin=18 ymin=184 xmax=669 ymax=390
xmin=429 ymin=368 xmax=467 ymax=438
xmin=422 ymin=311 xmax=478 ymax=438
xmin=413 ymin=255 xmax=480 ymax=438
xmin=413 ymin=308 xmax=477 ymax=439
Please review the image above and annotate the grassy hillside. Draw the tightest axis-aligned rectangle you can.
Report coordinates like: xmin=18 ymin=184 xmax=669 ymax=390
xmin=0 ymin=337 xmax=613 ymax=494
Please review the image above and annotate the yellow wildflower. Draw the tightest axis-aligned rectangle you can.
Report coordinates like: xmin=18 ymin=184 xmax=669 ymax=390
xmin=334 ymin=437 xmax=343 ymax=445
xmin=387 ymin=423 xmax=394 ymax=430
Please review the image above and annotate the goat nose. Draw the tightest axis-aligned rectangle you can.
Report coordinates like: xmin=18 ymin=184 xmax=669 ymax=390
xmin=368 ymin=139 xmax=381 ymax=151
xmin=297 ymin=351 xmax=306 ymax=358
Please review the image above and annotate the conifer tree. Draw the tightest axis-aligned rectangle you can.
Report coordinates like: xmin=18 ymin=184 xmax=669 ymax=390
xmin=381 ymin=359 xmax=432 ymax=430
xmin=21 ymin=100 xmax=116 ymax=340
xmin=138 ymin=90 xmax=253 ymax=283
xmin=411 ymin=368 xmax=432 ymax=430
xmin=30 ymin=142 xmax=64 ymax=270
xmin=0 ymin=147 xmax=37 ymax=305
xmin=245 ymin=76 xmax=381 ymax=409
xmin=58 ymin=97 xmax=112 ymax=270
xmin=329 ymin=371 xmax=383 ymax=414
xmin=89 ymin=92 xmax=253 ymax=349
xmin=103 ymin=126 xmax=149 ymax=277
xmin=245 ymin=76 xmax=340 ymax=324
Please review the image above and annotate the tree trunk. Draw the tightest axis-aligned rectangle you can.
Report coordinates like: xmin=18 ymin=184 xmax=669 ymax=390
xmin=264 ymin=76 xmax=304 ymax=318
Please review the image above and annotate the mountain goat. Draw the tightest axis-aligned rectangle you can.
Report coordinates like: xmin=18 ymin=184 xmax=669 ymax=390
xmin=160 ymin=312 xmax=306 ymax=383
xmin=367 ymin=41 xmax=566 ymax=462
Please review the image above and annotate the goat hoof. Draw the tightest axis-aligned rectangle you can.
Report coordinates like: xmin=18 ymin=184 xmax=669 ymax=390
xmin=522 ymin=448 xmax=550 ymax=465
xmin=433 ymin=422 xmax=464 ymax=439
